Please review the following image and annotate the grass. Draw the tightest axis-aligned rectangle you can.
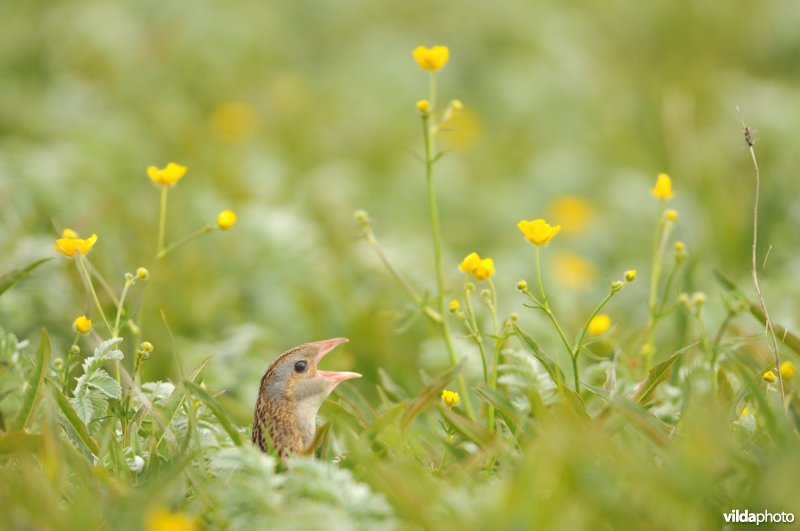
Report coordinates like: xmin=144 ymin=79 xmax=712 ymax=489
xmin=2 ymin=2 xmax=800 ymax=529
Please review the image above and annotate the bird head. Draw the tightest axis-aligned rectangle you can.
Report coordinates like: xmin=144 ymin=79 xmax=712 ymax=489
xmin=260 ymin=337 xmax=361 ymax=408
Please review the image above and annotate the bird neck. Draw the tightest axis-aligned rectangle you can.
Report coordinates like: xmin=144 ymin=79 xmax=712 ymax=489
xmin=292 ymin=396 xmax=324 ymax=445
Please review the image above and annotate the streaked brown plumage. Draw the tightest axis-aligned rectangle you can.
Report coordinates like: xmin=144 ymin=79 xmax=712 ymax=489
xmin=252 ymin=338 xmax=360 ymax=457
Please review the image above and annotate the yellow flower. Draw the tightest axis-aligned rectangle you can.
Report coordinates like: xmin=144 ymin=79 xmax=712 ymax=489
xmin=449 ymin=299 xmax=460 ymax=313
xmin=665 ymin=209 xmax=678 ymax=222
xmin=54 ymin=234 xmax=98 ymax=257
xmin=588 ymin=314 xmax=611 ymax=336
xmin=517 ymin=219 xmax=561 ymax=246
xmin=441 ymin=389 xmax=459 ymax=407
xmin=763 ymin=370 xmax=777 ymax=383
xmin=552 ymin=252 xmax=595 ymax=291
xmin=548 ymin=196 xmax=593 ymax=235
xmin=624 ymin=269 xmax=637 ymax=282
xmin=147 ymin=162 xmax=187 ymax=187
xmin=73 ymin=315 xmax=92 ymax=334
xmin=416 ymin=99 xmax=430 ymax=113
xmin=412 ymin=45 xmax=450 ymax=71
xmin=217 ymin=210 xmax=237 ymax=230
xmin=780 ymin=361 xmax=796 ymax=380
xmin=740 ymin=406 xmax=750 ymax=418
xmin=210 ymin=101 xmax=258 ymax=143
xmin=61 ymin=228 xmax=79 ymax=239
xmin=674 ymin=241 xmax=686 ymax=252
xmin=458 ymin=252 xmax=494 ymax=281
xmin=146 ymin=509 xmax=197 ymax=531
xmin=651 ymin=173 xmax=673 ymax=200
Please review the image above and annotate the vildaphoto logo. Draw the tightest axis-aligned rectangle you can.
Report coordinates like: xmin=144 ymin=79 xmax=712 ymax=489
xmin=723 ymin=509 xmax=795 ymax=525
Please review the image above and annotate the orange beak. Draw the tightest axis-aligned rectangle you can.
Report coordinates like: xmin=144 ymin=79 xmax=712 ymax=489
xmin=311 ymin=338 xmax=362 ymax=383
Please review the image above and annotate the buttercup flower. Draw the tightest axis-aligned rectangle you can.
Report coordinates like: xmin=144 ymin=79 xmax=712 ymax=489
xmin=763 ymin=370 xmax=776 ymax=383
xmin=588 ymin=314 xmax=612 ymax=336
xmin=412 ymin=45 xmax=450 ymax=71
xmin=147 ymin=162 xmax=187 ymax=187
xmin=217 ymin=210 xmax=237 ymax=230
xmin=517 ymin=219 xmax=561 ymax=246
xmin=416 ymin=100 xmax=430 ymax=113
xmin=146 ymin=509 xmax=197 ymax=531
xmin=780 ymin=361 xmax=796 ymax=380
xmin=74 ymin=315 xmax=92 ymax=334
xmin=458 ymin=252 xmax=494 ymax=281
xmin=651 ymin=173 xmax=673 ymax=200
xmin=61 ymin=228 xmax=79 ymax=239
xmin=54 ymin=234 xmax=98 ymax=257
xmin=441 ymin=389 xmax=460 ymax=407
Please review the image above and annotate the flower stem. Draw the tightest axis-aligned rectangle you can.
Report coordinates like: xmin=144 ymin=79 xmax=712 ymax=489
xmin=421 ymin=79 xmax=474 ymax=420
xmin=534 ymin=247 xmax=572 ymax=356
xmin=77 ymin=255 xmax=112 ymax=335
xmin=157 ymin=187 xmax=169 ymax=255
xmin=571 ymin=288 xmax=618 ymax=393
xmin=158 ymin=225 xmax=213 ymax=260
xmin=644 ymin=204 xmax=672 ymax=370
xmin=113 ymin=278 xmax=134 ymax=338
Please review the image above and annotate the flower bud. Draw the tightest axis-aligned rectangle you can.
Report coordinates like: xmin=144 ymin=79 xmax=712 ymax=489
xmin=610 ymin=280 xmax=624 ymax=293
xmin=665 ymin=209 xmax=678 ymax=222
xmin=516 ymin=280 xmax=528 ymax=291
xmin=136 ymin=267 xmax=150 ymax=280
xmin=69 ymin=345 xmax=80 ymax=356
xmin=763 ymin=370 xmax=777 ymax=383
xmin=448 ymin=299 xmax=460 ymax=313
xmin=624 ymin=270 xmax=637 ymax=282
xmin=217 ymin=209 xmax=237 ymax=230
xmin=125 ymin=272 xmax=134 ymax=283
xmin=53 ymin=358 xmax=64 ymax=370
xmin=416 ymin=99 xmax=431 ymax=115
xmin=73 ymin=315 xmax=92 ymax=334
xmin=691 ymin=292 xmax=707 ymax=307
xmin=141 ymin=341 xmax=154 ymax=353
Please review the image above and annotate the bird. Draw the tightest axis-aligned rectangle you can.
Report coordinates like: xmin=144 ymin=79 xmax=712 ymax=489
xmin=251 ymin=337 xmax=361 ymax=457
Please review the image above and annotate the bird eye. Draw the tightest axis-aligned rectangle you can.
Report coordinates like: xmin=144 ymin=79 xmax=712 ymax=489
xmin=294 ymin=360 xmax=308 ymax=373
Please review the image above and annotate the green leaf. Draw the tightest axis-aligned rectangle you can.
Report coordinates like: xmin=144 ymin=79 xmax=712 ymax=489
xmin=70 ymin=392 xmax=108 ymax=426
xmin=611 ymin=397 xmax=671 ymax=448
xmin=472 ymin=385 xmax=520 ymax=434
xmin=47 ymin=378 xmax=100 ymax=456
xmin=513 ymin=323 xmax=567 ymax=388
xmin=13 ymin=329 xmax=51 ymax=431
xmin=184 ymin=381 xmax=242 ymax=446
xmin=0 ymin=258 xmax=51 ymax=299
xmin=155 ymin=356 xmax=211 ymax=448
xmin=85 ymin=370 xmax=122 ymax=399
xmin=401 ymin=361 xmax=462 ymax=430
xmin=633 ymin=352 xmax=682 ymax=405
xmin=438 ymin=406 xmax=493 ymax=446
xmin=0 ymin=431 xmax=42 ymax=454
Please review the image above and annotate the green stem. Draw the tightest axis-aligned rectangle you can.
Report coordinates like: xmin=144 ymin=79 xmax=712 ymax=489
xmin=535 ymin=247 xmax=572 ymax=356
xmin=464 ymin=282 xmax=488 ymax=384
xmin=113 ymin=278 xmax=134 ymax=338
xmin=158 ymin=225 xmax=213 ymax=260
xmin=364 ymin=227 xmax=441 ymax=323
xmin=644 ymin=204 xmax=672 ymax=370
xmin=157 ymin=187 xmax=169 ymax=255
xmin=571 ymin=288 xmax=618 ymax=393
xmin=77 ymin=255 xmax=112 ymax=334
xmin=62 ymin=334 xmax=80 ymax=394
xmin=486 ymin=279 xmax=501 ymax=433
xmin=421 ymin=78 xmax=474 ymax=421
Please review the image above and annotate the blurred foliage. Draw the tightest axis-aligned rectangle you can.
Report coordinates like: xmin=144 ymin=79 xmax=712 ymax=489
xmin=2 ymin=0 xmax=800 ymax=529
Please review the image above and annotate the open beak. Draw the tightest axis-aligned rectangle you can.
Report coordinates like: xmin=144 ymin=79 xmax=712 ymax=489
xmin=311 ymin=337 xmax=362 ymax=384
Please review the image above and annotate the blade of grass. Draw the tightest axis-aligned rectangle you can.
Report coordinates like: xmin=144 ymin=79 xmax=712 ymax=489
xmin=0 ymin=258 xmax=51 ymax=299
xmin=47 ymin=378 xmax=100 ymax=456
xmin=184 ymin=381 xmax=242 ymax=446
xmin=14 ymin=329 xmax=51 ymax=431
